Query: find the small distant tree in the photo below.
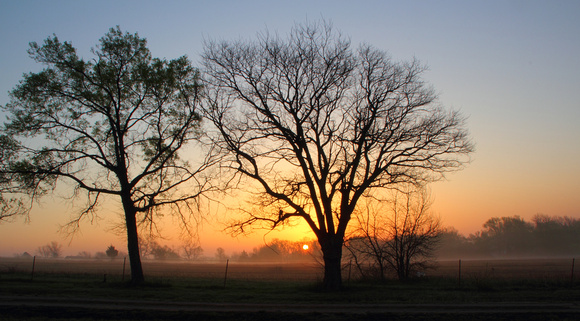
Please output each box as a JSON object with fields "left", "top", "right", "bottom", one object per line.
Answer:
{"left": 532, "top": 215, "right": 580, "bottom": 256}
{"left": 238, "top": 250, "right": 250, "bottom": 261}
{"left": 94, "top": 252, "right": 107, "bottom": 259}
{"left": 150, "top": 243, "right": 180, "bottom": 260}
{"left": 182, "top": 242, "right": 203, "bottom": 260}
{"left": 346, "top": 187, "right": 441, "bottom": 280}
{"left": 478, "top": 216, "right": 533, "bottom": 256}
{"left": 215, "top": 247, "right": 227, "bottom": 261}
{"left": 37, "top": 241, "right": 63, "bottom": 258}
{"left": 77, "top": 251, "right": 92, "bottom": 259}
{"left": 248, "top": 239, "right": 319, "bottom": 262}
{"left": 435, "top": 227, "right": 473, "bottom": 259}
{"left": 106, "top": 245, "right": 119, "bottom": 259}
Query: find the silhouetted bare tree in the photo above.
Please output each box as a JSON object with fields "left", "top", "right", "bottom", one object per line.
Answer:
{"left": 345, "top": 188, "right": 441, "bottom": 280}
{"left": 202, "top": 21, "right": 473, "bottom": 290}
{"left": 150, "top": 243, "right": 180, "bottom": 260}
{"left": 181, "top": 241, "right": 204, "bottom": 260}
{"left": 215, "top": 247, "right": 227, "bottom": 261}
{"left": 37, "top": 241, "right": 63, "bottom": 258}
{"left": 0, "top": 27, "right": 216, "bottom": 284}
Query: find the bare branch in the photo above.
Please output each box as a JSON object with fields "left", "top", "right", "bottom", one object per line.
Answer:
{"left": 202, "top": 20, "right": 472, "bottom": 289}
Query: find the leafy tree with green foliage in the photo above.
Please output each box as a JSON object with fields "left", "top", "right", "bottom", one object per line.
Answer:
{"left": 0, "top": 136, "right": 27, "bottom": 222}
{"left": 0, "top": 27, "right": 213, "bottom": 284}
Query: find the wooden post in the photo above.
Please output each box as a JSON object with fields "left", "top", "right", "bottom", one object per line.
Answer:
{"left": 571, "top": 258, "right": 575, "bottom": 286}
{"left": 458, "top": 259, "right": 462, "bottom": 286}
{"left": 348, "top": 260, "right": 352, "bottom": 285}
{"left": 223, "top": 259, "right": 229, "bottom": 289}
{"left": 31, "top": 256, "right": 36, "bottom": 280}
{"left": 122, "top": 256, "right": 127, "bottom": 282}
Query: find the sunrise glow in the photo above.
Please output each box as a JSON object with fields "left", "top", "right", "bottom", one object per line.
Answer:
{"left": 0, "top": 1, "right": 578, "bottom": 261}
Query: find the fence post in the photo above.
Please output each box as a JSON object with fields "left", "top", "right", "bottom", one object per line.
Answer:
{"left": 122, "top": 256, "right": 127, "bottom": 282}
{"left": 223, "top": 259, "right": 229, "bottom": 289}
{"left": 31, "top": 256, "right": 36, "bottom": 280}
{"left": 571, "top": 258, "right": 575, "bottom": 286}
{"left": 458, "top": 259, "right": 462, "bottom": 286}
{"left": 348, "top": 260, "right": 352, "bottom": 285}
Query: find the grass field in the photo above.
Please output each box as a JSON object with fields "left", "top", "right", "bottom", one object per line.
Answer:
{"left": 1, "top": 257, "right": 580, "bottom": 320}
{"left": 2, "top": 256, "right": 578, "bottom": 280}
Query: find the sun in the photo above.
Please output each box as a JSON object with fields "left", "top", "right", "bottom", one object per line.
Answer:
{"left": 302, "top": 244, "right": 309, "bottom": 250}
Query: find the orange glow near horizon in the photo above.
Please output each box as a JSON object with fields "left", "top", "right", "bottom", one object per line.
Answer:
{"left": 1, "top": 166, "right": 579, "bottom": 258}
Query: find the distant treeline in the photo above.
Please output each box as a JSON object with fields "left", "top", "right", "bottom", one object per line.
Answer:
{"left": 437, "top": 215, "right": 580, "bottom": 259}
{"left": 229, "top": 239, "right": 319, "bottom": 263}
{"left": 18, "top": 215, "right": 579, "bottom": 262}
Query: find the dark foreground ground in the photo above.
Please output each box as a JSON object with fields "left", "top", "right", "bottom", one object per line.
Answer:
{"left": 2, "top": 295, "right": 580, "bottom": 321}
{"left": 2, "top": 258, "right": 580, "bottom": 320}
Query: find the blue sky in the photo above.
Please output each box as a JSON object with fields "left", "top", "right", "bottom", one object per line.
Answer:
{"left": 1, "top": 0, "right": 579, "bottom": 256}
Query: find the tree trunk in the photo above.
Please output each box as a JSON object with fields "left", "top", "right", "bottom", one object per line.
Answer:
{"left": 320, "top": 235, "right": 343, "bottom": 290}
{"left": 397, "top": 256, "right": 407, "bottom": 280}
{"left": 122, "top": 194, "right": 145, "bottom": 284}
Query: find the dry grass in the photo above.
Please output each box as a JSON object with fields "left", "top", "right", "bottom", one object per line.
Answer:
{"left": 0, "top": 257, "right": 324, "bottom": 281}
{"left": 433, "top": 258, "right": 577, "bottom": 280}
{"left": 2, "top": 257, "right": 580, "bottom": 320}
{"left": 1, "top": 257, "right": 578, "bottom": 282}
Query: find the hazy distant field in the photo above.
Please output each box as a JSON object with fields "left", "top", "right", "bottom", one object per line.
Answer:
{"left": 0, "top": 257, "right": 324, "bottom": 281}
{"left": 436, "top": 258, "right": 578, "bottom": 280}
{"left": 2, "top": 257, "right": 580, "bottom": 320}
{"left": 1, "top": 257, "right": 577, "bottom": 282}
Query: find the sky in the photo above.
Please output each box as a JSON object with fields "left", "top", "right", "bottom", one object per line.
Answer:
{"left": 0, "top": 0, "right": 579, "bottom": 257}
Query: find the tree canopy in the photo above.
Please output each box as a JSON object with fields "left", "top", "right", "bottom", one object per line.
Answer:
{"left": 345, "top": 187, "right": 441, "bottom": 280}
{"left": 437, "top": 215, "right": 580, "bottom": 258}
{"left": 0, "top": 135, "right": 28, "bottom": 222}
{"left": 1, "top": 27, "right": 214, "bottom": 283}
{"left": 202, "top": 21, "right": 473, "bottom": 289}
